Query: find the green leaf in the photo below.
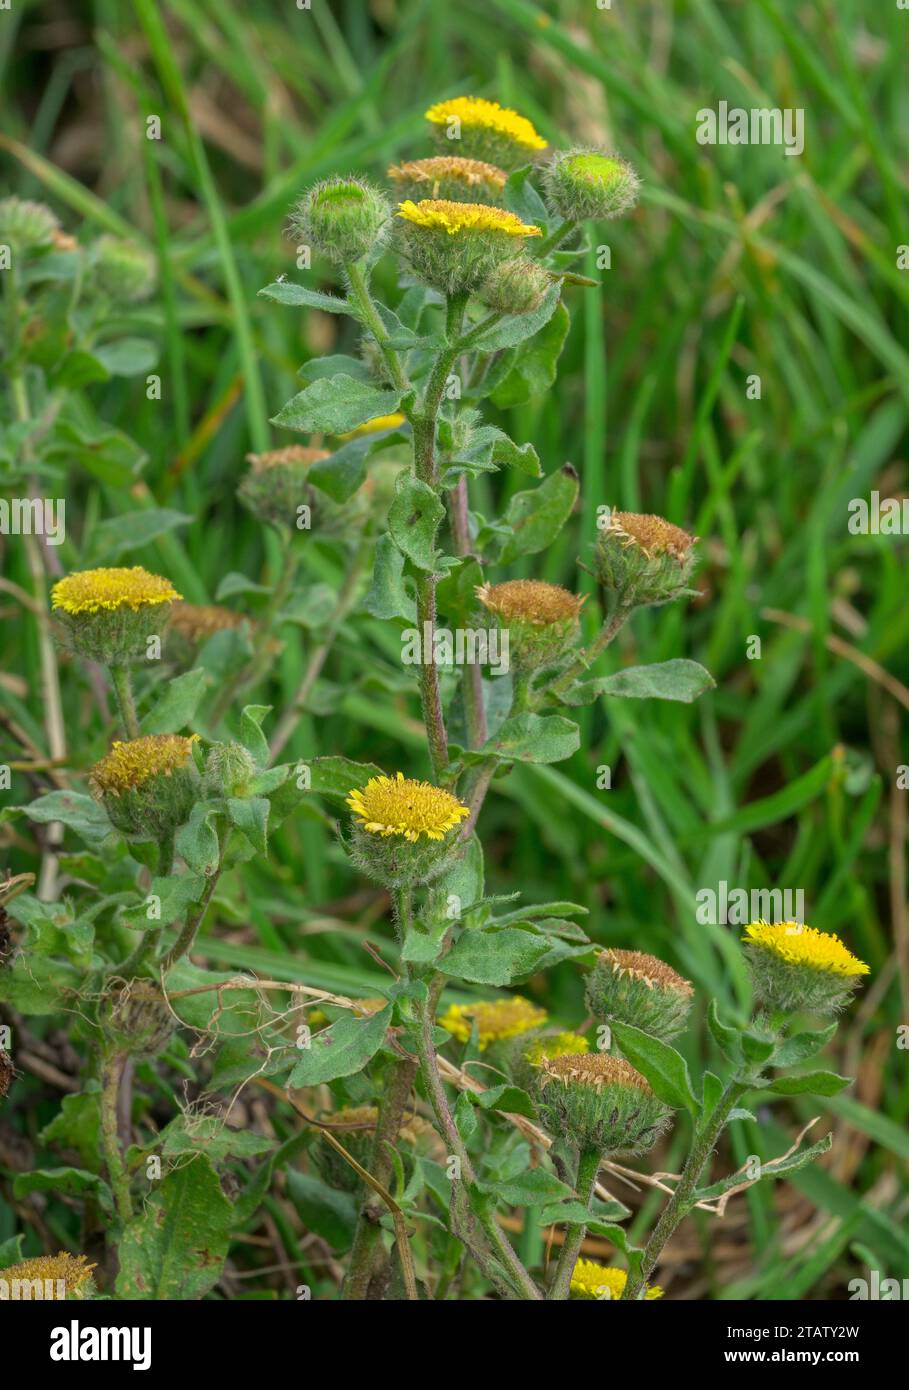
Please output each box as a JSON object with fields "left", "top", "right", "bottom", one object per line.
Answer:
{"left": 363, "top": 533, "right": 416, "bottom": 622}
{"left": 155, "top": 1116, "right": 274, "bottom": 1162}
{"left": 287, "top": 1170, "right": 357, "bottom": 1253}
{"left": 39, "top": 1090, "right": 102, "bottom": 1170}
{"left": 227, "top": 796, "right": 270, "bottom": 855}
{"left": 538, "top": 1199, "right": 632, "bottom": 1233}
{"left": 388, "top": 473, "right": 445, "bottom": 572}
{"left": 441, "top": 926, "right": 553, "bottom": 985}
{"left": 286, "top": 1005, "right": 392, "bottom": 1087}
{"left": 140, "top": 668, "right": 208, "bottom": 734}
{"left": 774, "top": 1023, "right": 837, "bottom": 1067}
{"left": 503, "top": 165, "right": 550, "bottom": 229}
{"left": 238, "top": 704, "right": 270, "bottom": 765}
{"left": 18, "top": 791, "right": 112, "bottom": 847}
{"left": 474, "top": 712, "right": 580, "bottom": 765}
{"left": 90, "top": 507, "right": 192, "bottom": 560}
{"left": 569, "top": 659, "right": 715, "bottom": 705}
{"left": 298, "top": 353, "right": 370, "bottom": 383}
{"left": 610, "top": 1021, "right": 699, "bottom": 1115}
{"left": 488, "top": 1168, "right": 574, "bottom": 1207}
{"left": 695, "top": 1133, "right": 834, "bottom": 1202}
{"left": 120, "top": 872, "right": 205, "bottom": 931}
{"left": 491, "top": 302, "right": 570, "bottom": 408}
{"left": 741, "top": 1029, "right": 777, "bottom": 1064}
{"left": 115, "top": 1154, "right": 234, "bottom": 1300}
{"left": 301, "top": 755, "right": 383, "bottom": 800}
{"left": 762, "top": 1070, "right": 851, "bottom": 1097}
{"left": 497, "top": 464, "right": 579, "bottom": 564}
{"left": 271, "top": 375, "right": 401, "bottom": 434}
{"left": 471, "top": 1084, "right": 536, "bottom": 1119}
{"left": 175, "top": 801, "right": 222, "bottom": 876}
{"left": 94, "top": 336, "right": 159, "bottom": 377}
{"left": 215, "top": 571, "right": 270, "bottom": 600}
{"left": 707, "top": 999, "right": 742, "bottom": 1063}
{"left": 14, "top": 1166, "right": 111, "bottom": 1207}
{"left": 258, "top": 280, "right": 353, "bottom": 314}
{"left": 0, "top": 1235, "right": 25, "bottom": 1271}
{"left": 307, "top": 436, "right": 372, "bottom": 502}
{"left": 446, "top": 424, "right": 541, "bottom": 480}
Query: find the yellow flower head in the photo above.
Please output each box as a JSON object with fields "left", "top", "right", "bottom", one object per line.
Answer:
{"left": 89, "top": 734, "right": 199, "bottom": 797}
{"left": 397, "top": 199, "right": 541, "bottom": 238}
{"left": 1, "top": 1252, "right": 96, "bottom": 1300}
{"left": 338, "top": 413, "right": 407, "bottom": 440}
{"left": 743, "top": 921, "right": 869, "bottom": 978}
{"left": 570, "top": 1261, "right": 663, "bottom": 1301}
{"left": 440, "top": 996, "right": 547, "bottom": 1050}
{"left": 476, "top": 579, "right": 585, "bottom": 627}
{"left": 425, "top": 97, "right": 547, "bottom": 151}
{"left": 52, "top": 566, "right": 181, "bottom": 616}
{"left": 390, "top": 155, "right": 507, "bottom": 189}
{"left": 523, "top": 1031, "right": 590, "bottom": 1067}
{"left": 346, "top": 772, "right": 469, "bottom": 843}
{"left": 540, "top": 1051, "right": 654, "bottom": 1093}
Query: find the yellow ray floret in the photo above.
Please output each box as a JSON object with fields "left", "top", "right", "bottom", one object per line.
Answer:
{"left": 439, "top": 997, "right": 547, "bottom": 1049}
{"left": 52, "top": 566, "right": 180, "bottom": 615}
{"left": 89, "top": 734, "right": 199, "bottom": 796}
{"left": 397, "top": 199, "right": 541, "bottom": 238}
{"left": 346, "top": 772, "right": 469, "bottom": 843}
{"left": 425, "top": 96, "right": 548, "bottom": 151}
{"left": 743, "top": 921, "right": 869, "bottom": 977}
{"left": 570, "top": 1261, "right": 663, "bottom": 1301}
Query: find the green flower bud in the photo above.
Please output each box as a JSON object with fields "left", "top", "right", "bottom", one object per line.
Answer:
{"left": 476, "top": 579, "right": 585, "bottom": 675}
{"left": 92, "top": 235, "right": 157, "bottom": 302}
{"left": 51, "top": 567, "right": 181, "bottom": 665}
{"left": 544, "top": 149, "right": 640, "bottom": 222}
{"left": 478, "top": 255, "right": 552, "bottom": 315}
{"left": 101, "top": 979, "right": 176, "bottom": 1057}
{"left": 388, "top": 155, "right": 508, "bottom": 206}
{"left": 743, "top": 921, "right": 869, "bottom": 1015}
{"left": 396, "top": 199, "right": 542, "bottom": 295}
{"left": 585, "top": 949, "right": 694, "bottom": 1043}
{"left": 536, "top": 1052, "right": 671, "bottom": 1156}
{"left": 290, "top": 177, "right": 390, "bottom": 265}
{"left": 239, "top": 446, "right": 369, "bottom": 537}
{"left": 594, "top": 510, "right": 698, "bottom": 611}
{"left": 1, "top": 1252, "right": 96, "bottom": 1300}
{"left": 345, "top": 772, "right": 470, "bottom": 889}
{"left": 89, "top": 735, "right": 199, "bottom": 842}
{"left": 0, "top": 196, "right": 60, "bottom": 256}
{"left": 204, "top": 741, "right": 257, "bottom": 797}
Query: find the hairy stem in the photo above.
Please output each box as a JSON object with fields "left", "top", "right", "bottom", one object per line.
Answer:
{"left": 449, "top": 478, "right": 487, "bottom": 749}
{"left": 345, "top": 259, "right": 409, "bottom": 395}
{"left": 158, "top": 859, "right": 224, "bottom": 973}
{"left": 101, "top": 1050, "right": 133, "bottom": 1223}
{"left": 109, "top": 664, "right": 140, "bottom": 739}
{"left": 535, "top": 603, "right": 632, "bottom": 707}
{"left": 547, "top": 1146, "right": 600, "bottom": 1299}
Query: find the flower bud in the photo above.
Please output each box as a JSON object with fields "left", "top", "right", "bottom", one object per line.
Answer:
{"left": 167, "top": 602, "right": 248, "bottom": 665}
{"left": 478, "top": 255, "right": 552, "bottom": 315}
{"left": 585, "top": 949, "right": 693, "bottom": 1043}
{"left": 388, "top": 155, "right": 507, "bottom": 205}
{"left": 204, "top": 741, "right": 257, "bottom": 797}
{"left": 594, "top": 510, "right": 698, "bottom": 610}
{"left": 346, "top": 772, "right": 470, "bottom": 888}
{"left": 396, "top": 199, "right": 541, "bottom": 295}
{"left": 92, "top": 235, "right": 157, "bottom": 302}
{"left": 239, "top": 445, "right": 369, "bottom": 536}
{"left": 89, "top": 734, "right": 199, "bottom": 841}
{"left": 476, "top": 579, "right": 584, "bottom": 674}
{"left": 743, "top": 921, "right": 869, "bottom": 1015}
{"left": 1, "top": 1252, "right": 96, "bottom": 1300}
{"left": 536, "top": 1052, "right": 671, "bottom": 1155}
{"left": 0, "top": 196, "right": 60, "bottom": 256}
{"left": 570, "top": 1261, "right": 662, "bottom": 1301}
{"left": 425, "top": 96, "right": 547, "bottom": 171}
{"left": 290, "top": 177, "right": 390, "bottom": 265}
{"left": 544, "top": 149, "right": 640, "bottom": 222}
{"left": 509, "top": 1028, "right": 589, "bottom": 1092}
{"left": 51, "top": 566, "right": 181, "bottom": 664}
{"left": 101, "top": 979, "right": 176, "bottom": 1057}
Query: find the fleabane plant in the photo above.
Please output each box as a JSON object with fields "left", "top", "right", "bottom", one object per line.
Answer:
{"left": 0, "top": 95, "right": 871, "bottom": 1306}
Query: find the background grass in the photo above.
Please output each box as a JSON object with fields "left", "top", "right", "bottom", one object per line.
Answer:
{"left": 1, "top": 0, "right": 907, "bottom": 1298}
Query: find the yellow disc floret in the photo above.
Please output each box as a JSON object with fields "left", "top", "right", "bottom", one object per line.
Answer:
{"left": 89, "top": 734, "right": 199, "bottom": 796}
{"left": 52, "top": 566, "right": 181, "bottom": 615}
{"left": 1, "top": 1252, "right": 96, "bottom": 1299}
{"left": 743, "top": 921, "right": 869, "bottom": 977}
{"left": 346, "top": 772, "right": 469, "bottom": 843}
{"left": 570, "top": 1261, "right": 663, "bottom": 1301}
{"left": 476, "top": 579, "right": 585, "bottom": 627}
{"left": 425, "top": 97, "right": 547, "bottom": 151}
{"left": 439, "top": 997, "right": 547, "bottom": 1049}
{"left": 396, "top": 199, "right": 541, "bottom": 238}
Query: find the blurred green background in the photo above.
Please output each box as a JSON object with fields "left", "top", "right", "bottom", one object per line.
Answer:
{"left": 2, "top": 0, "right": 907, "bottom": 1298}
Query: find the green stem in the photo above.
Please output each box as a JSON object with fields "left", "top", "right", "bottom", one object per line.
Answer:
{"left": 345, "top": 259, "right": 408, "bottom": 394}
{"left": 109, "top": 664, "right": 140, "bottom": 739}
{"left": 534, "top": 603, "right": 632, "bottom": 708}
{"left": 547, "top": 1146, "right": 601, "bottom": 1299}
{"left": 535, "top": 218, "right": 577, "bottom": 258}
{"left": 101, "top": 1051, "right": 133, "bottom": 1223}
{"left": 158, "top": 857, "right": 224, "bottom": 973}
{"left": 623, "top": 1079, "right": 745, "bottom": 1300}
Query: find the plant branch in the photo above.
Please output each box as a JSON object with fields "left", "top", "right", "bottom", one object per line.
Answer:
{"left": 547, "top": 1145, "right": 601, "bottom": 1299}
